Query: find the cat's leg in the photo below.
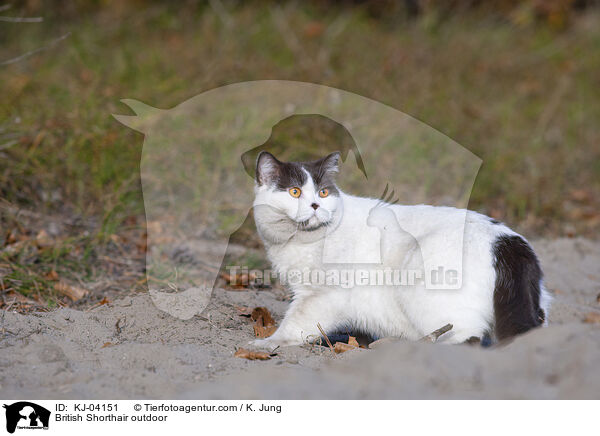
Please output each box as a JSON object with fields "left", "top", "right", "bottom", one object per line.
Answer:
{"left": 250, "top": 292, "right": 344, "bottom": 350}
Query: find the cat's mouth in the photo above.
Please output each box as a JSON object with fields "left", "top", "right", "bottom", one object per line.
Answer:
{"left": 297, "top": 214, "right": 331, "bottom": 231}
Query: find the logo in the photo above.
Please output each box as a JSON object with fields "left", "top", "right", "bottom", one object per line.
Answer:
{"left": 113, "top": 81, "right": 481, "bottom": 319}
{"left": 3, "top": 402, "right": 50, "bottom": 434}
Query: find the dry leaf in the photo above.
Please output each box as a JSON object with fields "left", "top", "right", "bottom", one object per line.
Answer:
{"left": 304, "top": 21, "right": 325, "bottom": 38}
{"left": 5, "top": 230, "right": 18, "bottom": 246}
{"left": 570, "top": 189, "right": 592, "bottom": 203}
{"left": 251, "top": 307, "right": 277, "bottom": 338}
{"left": 348, "top": 336, "right": 359, "bottom": 348}
{"left": 54, "top": 280, "right": 89, "bottom": 301}
{"left": 235, "top": 305, "right": 252, "bottom": 317}
{"left": 334, "top": 342, "right": 358, "bottom": 354}
{"left": 109, "top": 234, "right": 122, "bottom": 244}
{"left": 251, "top": 307, "right": 275, "bottom": 326}
{"left": 583, "top": 312, "right": 600, "bottom": 324}
{"left": 220, "top": 271, "right": 257, "bottom": 289}
{"left": 101, "top": 342, "right": 113, "bottom": 348}
{"left": 234, "top": 348, "right": 271, "bottom": 360}
{"left": 87, "top": 297, "right": 110, "bottom": 311}
{"left": 44, "top": 270, "right": 59, "bottom": 281}
{"left": 5, "top": 291, "right": 38, "bottom": 306}
{"left": 35, "top": 229, "right": 53, "bottom": 248}
{"left": 254, "top": 324, "right": 277, "bottom": 338}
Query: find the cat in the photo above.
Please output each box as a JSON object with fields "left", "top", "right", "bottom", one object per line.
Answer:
{"left": 250, "top": 151, "right": 551, "bottom": 349}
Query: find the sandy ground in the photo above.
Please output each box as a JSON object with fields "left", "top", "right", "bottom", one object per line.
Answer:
{"left": 1, "top": 238, "right": 599, "bottom": 399}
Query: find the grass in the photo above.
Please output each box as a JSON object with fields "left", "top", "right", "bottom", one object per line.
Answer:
{"left": 1, "top": 2, "right": 599, "bottom": 306}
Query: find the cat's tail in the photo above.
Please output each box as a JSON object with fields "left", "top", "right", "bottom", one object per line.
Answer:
{"left": 492, "top": 234, "right": 548, "bottom": 341}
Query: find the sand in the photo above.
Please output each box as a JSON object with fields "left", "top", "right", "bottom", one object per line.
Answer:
{"left": 1, "top": 238, "right": 599, "bottom": 399}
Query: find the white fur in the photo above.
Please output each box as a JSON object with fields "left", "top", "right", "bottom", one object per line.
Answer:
{"left": 251, "top": 172, "right": 550, "bottom": 350}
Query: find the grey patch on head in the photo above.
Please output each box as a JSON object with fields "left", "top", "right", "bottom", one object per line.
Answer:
{"left": 255, "top": 151, "right": 307, "bottom": 190}
{"left": 301, "top": 152, "right": 341, "bottom": 196}
{"left": 256, "top": 151, "right": 341, "bottom": 194}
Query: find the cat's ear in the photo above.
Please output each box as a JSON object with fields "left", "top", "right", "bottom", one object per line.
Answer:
{"left": 256, "top": 151, "right": 281, "bottom": 186}
{"left": 321, "top": 151, "right": 341, "bottom": 175}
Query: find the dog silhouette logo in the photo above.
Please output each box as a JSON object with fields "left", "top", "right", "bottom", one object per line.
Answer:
{"left": 113, "top": 81, "right": 482, "bottom": 319}
{"left": 3, "top": 402, "right": 50, "bottom": 433}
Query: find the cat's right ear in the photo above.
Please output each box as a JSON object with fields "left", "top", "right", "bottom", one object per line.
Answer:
{"left": 256, "top": 151, "right": 280, "bottom": 186}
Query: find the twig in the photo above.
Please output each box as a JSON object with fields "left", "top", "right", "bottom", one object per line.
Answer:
{"left": 0, "top": 15, "right": 42, "bottom": 22}
{"left": 420, "top": 323, "right": 453, "bottom": 343}
{"left": 115, "top": 317, "right": 124, "bottom": 335}
{"left": 1, "top": 32, "right": 70, "bottom": 66}
{"left": 317, "top": 322, "right": 335, "bottom": 355}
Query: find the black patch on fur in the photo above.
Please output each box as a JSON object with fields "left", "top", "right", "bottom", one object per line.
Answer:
{"left": 492, "top": 235, "right": 544, "bottom": 341}
{"left": 489, "top": 218, "right": 501, "bottom": 225}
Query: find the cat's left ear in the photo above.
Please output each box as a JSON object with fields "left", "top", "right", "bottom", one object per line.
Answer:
{"left": 320, "top": 151, "right": 341, "bottom": 175}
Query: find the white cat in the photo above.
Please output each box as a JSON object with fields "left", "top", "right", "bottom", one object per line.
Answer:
{"left": 250, "top": 151, "right": 551, "bottom": 349}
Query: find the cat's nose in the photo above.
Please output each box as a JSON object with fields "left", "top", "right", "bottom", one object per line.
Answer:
{"left": 311, "top": 203, "right": 320, "bottom": 210}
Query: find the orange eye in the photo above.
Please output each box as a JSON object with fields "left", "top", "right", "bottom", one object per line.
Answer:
{"left": 319, "top": 188, "right": 329, "bottom": 198}
{"left": 289, "top": 187, "right": 301, "bottom": 198}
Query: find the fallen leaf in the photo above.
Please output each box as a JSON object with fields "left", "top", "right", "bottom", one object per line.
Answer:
{"left": 109, "top": 234, "right": 122, "bottom": 244}
{"left": 235, "top": 305, "right": 252, "bottom": 317}
{"left": 348, "top": 336, "right": 359, "bottom": 348}
{"left": 254, "top": 323, "right": 277, "bottom": 338}
{"left": 54, "top": 280, "right": 89, "bottom": 301}
{"left": 251, "top": 307, "right": 275, "bottom": 326}
{"left": 304, "top": 21, "right": 325, "bottom": 38}
{"left": 583, "top": 312, "right": 600, "bottom": 324}
{"left": 35, "top": 229, "right": 53, "bottom": 248}
{"left": 5, "top": 291, "right": 38, "bottom": 306}
{"left": 146, "top": 220, "right": 163, "bottom": 234}
{"left": 220, "top": 271, "right": 257, "bottom": 289}
{"left": 251, "top": 306, "right": 277, "bottom": 338}
{"left": 5, "top": 230, "right": 18, "bottom": 246}
{"left": 87, "top": 297, "right": 110, "bottom": 311}
{"left": 334, "top": 342, "right": 358, "bottom": 354}
{"left": 44, "top": 270, "right": 59, "bottom": 281}
{"left": 101, "top": 342, "right": 113, "bottom": 348}
{"left": 234, "top": 348, "right": 271, "bottom": 360}
{"left": 570, "top": 189, "right": 592, "bottom": 203}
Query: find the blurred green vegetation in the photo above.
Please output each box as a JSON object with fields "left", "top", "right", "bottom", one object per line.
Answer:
{"left": 1, "top": 0, "right": 599, "bottom": 304}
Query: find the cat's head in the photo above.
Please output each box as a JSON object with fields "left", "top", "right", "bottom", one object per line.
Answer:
{"left": 253, "top": 151, "right": 342, "bottom": 241}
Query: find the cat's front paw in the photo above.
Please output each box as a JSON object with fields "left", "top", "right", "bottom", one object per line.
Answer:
{"left": 248, "top": 336, "right": 302, "bottom": 351}
{"left": 248, "top": 338, "right": 281, "bottom": 352}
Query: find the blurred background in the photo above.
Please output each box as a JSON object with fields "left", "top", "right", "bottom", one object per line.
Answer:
{"left": 1, "top": 0, "right": 599, "bottom": 310}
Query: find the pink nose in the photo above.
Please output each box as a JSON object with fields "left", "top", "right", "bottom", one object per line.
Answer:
{"left": 311, "top": 203, "right": 319, "bottom": 210}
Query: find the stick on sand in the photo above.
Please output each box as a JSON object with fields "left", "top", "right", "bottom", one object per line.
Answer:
{"left": 420, "top": 323, "right": 453, "bottom": 343}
